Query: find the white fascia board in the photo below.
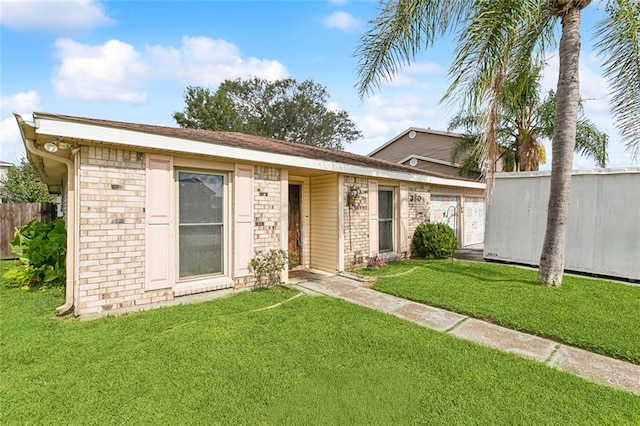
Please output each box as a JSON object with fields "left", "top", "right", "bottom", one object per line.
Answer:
{"left": 407, "top": 127, "right": 464, "bottom": 138}
{"left": 35, "top": 117, "right": 485, "bottom": 190}
{"left": 398, "top": 154, "right": 466, "bottom": 169}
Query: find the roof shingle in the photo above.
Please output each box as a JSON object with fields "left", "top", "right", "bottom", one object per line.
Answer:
{"left": 35, "top": 112, "right": 478, "bottom": 181}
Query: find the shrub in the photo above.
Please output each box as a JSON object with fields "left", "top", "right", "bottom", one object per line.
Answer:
{"left": 3, "top": 218, "right": 66, "bottom": 288}
{"left": 250, "top": 249, "right": 288, "bottom": 288}
{"left": 412, "top": 222, "right": 458, "bottom": 259}
{"left": 367, "top": 253, "right": 387, "bottom": 268}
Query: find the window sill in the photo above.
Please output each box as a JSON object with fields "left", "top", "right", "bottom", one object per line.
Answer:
{"left": 173, "top": 276, "right": 234, "bottom": 297}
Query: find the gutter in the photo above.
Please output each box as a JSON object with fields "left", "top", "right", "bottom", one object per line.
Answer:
{"left": 35, "top": 115, "right": 485, "bottom": 190}
{"left": 15, "top": 113, "right": 76, "bottom": 316}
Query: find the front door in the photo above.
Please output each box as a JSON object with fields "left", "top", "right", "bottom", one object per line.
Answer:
{"left": 288, "top": 184, "right": 302, "bottom": 268}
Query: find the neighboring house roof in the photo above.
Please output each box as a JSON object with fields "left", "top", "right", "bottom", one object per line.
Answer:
{"left": 0, "top": 161, "right": 14, "bottom": 167}
{"left": 18, "top": 112, "right": 484, "bottom": 190}
{"left": 367, "top": 127, "right": 464, "bottom": 158}
{"left": 368, "top": 127, "right": 481, "bottom": 179}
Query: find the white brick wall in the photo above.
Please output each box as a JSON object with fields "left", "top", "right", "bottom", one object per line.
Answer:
{"left": 343, "top": 176, "right": 369, "bottom": 269}
{"left": 76, "top": 148, "right": 172, "bottom": 315}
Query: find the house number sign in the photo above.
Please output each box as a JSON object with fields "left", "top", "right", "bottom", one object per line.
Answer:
{"left": 409, "top": 193, "right": 426, "bottom": 203}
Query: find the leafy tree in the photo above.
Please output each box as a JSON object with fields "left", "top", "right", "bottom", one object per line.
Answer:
{"left": 174, "top": 77, "right": 362, "bottom": 150}
{"left": 0, "top": 158, "right": 53, "bottom": 203}
{"left": 355, "top": 0, "right": 639, "bottom": 286}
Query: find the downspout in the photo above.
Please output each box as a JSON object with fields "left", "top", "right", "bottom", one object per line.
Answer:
{"left": 18, "top": 119, "right": 76, "bottom": 316}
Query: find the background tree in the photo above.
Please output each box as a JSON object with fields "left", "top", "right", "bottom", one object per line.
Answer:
{"left": 0, "top": 158, "right": 53, "bottom": 203}
{"left": 450, "top": 72, "right": 609, "bottom": 175}
{"left": 355, "top": 0, "right": 639, "bottom": 286}
{"left": 174, "top": 77, "right": 362, "bottom": 150}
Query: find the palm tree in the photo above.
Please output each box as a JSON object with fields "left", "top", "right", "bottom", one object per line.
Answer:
{"left": 449, "top": 85, "right": 609, "bottom": 174}
{"left": 355, "top": 0, "right": 639, "bottom": 286}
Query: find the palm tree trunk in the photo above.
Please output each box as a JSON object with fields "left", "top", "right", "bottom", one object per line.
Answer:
{"left": 537, "top": 6, "right": 584, "bottom": 286}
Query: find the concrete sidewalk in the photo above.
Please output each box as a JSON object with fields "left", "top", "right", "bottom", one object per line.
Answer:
{"left": 293, "top": 274, "right": 640, "bottom": 396}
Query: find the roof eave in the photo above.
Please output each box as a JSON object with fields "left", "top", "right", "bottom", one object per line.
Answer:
{"left": 33, "top": 114, "right": 485, "bottom": 190}
{"left": 14, "top": 113, "right": 49, "bottom": 183}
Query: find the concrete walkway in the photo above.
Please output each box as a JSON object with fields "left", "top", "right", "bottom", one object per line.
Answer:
{"left": 292, "top": 274, "right": 640, "bottom": 396}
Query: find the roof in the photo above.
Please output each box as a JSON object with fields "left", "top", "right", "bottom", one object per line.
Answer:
{"left": 14, "top": 112, "right": 485, "bottom": 189}
{"left": 367, "top": 127, "right": 463, "bottom": 157}
{"left": 0, "top": 161, "right": 14, "bottom": 167}
{"left": 35, "top": 112, "right": 475, "bottom": 181}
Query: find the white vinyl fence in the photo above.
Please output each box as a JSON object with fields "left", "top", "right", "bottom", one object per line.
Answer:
{"left": 485, "top": 168, "right": 640, "bottom": 281}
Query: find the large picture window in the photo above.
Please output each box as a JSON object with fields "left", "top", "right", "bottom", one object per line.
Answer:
{"left": 378, "top": 188, "right": 394, "bottom": 252}
{"left": 178, "top": 172, "right": 225, "bottom": 279}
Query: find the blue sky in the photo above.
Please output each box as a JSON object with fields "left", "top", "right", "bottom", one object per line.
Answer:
{"left": 1, "top": 0, "right": 637, "bottom": 170}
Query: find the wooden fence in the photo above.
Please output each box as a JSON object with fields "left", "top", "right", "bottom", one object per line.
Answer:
{"left": 0, "top": 203, "right": 56, "bottom": 259}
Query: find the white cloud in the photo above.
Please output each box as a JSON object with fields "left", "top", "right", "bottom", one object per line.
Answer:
{"left": 52, "top": 39, "right": 149, "bottom": 103}
{"left": 541, "top": 53, "right": 610, "bottom": 115}
{"left": 323, "top": 11, "right": 359, "bottom": 32}
{"left": 0, "top": 0, "right": 115, "bottom": 33}
{"left": 326, "top": 101, "right": 341, "bottom": 112}
{"left": 0, "top": 90, "right": 41, "bottom": 114}
{"left": 381, "top": 61, "right": 446, "bottom": 89}
{"left": 147, "top": 36, "right": 288, "bottom": 85}
{"left": 0, "top": 91, "right": 42, "bottom": 163}
{"left": 51, "top": 36, "right": 289, "bottom": 103}
{"left": 350, "top": 93, "right": 448, "bottom": 155}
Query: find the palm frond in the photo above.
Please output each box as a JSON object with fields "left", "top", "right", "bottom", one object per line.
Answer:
{"left": 450, "top": 133, "right": 480, "bottom": 164}
{"left": 443, "top": 0, "right": 551, "bottom": 111}
{"left": 593, "top": 0, "right": 640, "bottom": 158}
{"left": 354, "top": 0, "right": 472, "bottom": 98}
{"left": 575, "top": 117, "right": 609, "bottom": 167}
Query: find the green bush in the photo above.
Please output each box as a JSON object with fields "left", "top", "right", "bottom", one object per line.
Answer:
{"left": 412, "top": 222, "right": 458, "bottom": 259}
{"left": 250, "top": 249, "right": 288, "bottom": 288}
{"left": 3, "top": 218, "right": 66, "bottom": 288}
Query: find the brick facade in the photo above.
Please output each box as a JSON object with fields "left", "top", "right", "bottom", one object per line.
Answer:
{"left": 343, "top": 176, "right": 369, "bottom": 270}
{"left": 408, "top": 184, "right": 431, "bottom": 256}
{"left": 77, "top": 147, "right": 172, "bottom": 315}
{"left": 253, "top": 166, "right": 283, "bottom": 253}
{"left": 72, "top": 150, "right": 451, "bottom": 315}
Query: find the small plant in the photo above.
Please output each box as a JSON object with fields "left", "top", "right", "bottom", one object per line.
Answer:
{"left": 250, "top": 249, "right": 288, "bottom": 288}
{"left": 412, "top": 222, "right": 458, "bottom": 259}
{"left": 367, "top": 253, "right": 387, "bottom": 269}
{"left": 3, "top": 218, "right": 67, "bottom": 288}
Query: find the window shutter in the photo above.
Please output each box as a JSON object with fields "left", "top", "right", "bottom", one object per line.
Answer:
{"left": 369, "top": 179, "right": 378, "bottom": 255}
{"left": 400, "top": 183, "right": 409, "bottom": 253}
{"left": 234, "top": 165, "right": 253, "bottom": 277}
{"left": 145, "top": 155, "right": 173, "bottom": 291}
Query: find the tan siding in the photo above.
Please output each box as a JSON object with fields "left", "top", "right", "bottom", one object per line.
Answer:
{"left": 310, "top": 174, "right": 338, "bottom": 272}
{"left": 371, "top": 133, "right": 459, "bottom": 164}
{"left": 430, "top": 185, "right": 485, "bottom": 197}
{"left": 402, "top": 158, "right": 480, "bottom": 179}
{"left": 301, "top": 178, "right": 311, "bottom": 268}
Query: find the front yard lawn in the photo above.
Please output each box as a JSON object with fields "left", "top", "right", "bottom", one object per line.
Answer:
{"left": 1, "top": 260, "right": 639, "bottom": 424}
{"left": 362, "top": 259, "right": 640, "bottom": 364}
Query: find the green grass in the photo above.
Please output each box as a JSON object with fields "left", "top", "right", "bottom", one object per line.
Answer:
{"left": 361, "top": 259, "right": 640, "bottom": 364}
{"left": 2, "top": 261, "right": 639, "bottom": 424}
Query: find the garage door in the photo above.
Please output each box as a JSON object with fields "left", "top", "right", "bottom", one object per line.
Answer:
{"left": 430, "top": 195, "right": 460, "bottom": 245}
{"left": 463, "top": 196, "right": 485, "bottom": 247}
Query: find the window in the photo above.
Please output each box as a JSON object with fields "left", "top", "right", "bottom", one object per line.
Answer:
{"left": 178, "top": 171, "right": 225, "bottom": 279}
{"left": 378, "top": 188, "right": 394, "bottom": 252}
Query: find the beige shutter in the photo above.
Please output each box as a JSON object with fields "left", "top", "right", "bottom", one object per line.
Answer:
{"left": 369, "top": 179, "right": 378, "bottom": 255}
{"left": 145, "top": 155, "right": 173, "bottom": 291}
{"left": 399, "top": 183, "right": 409, "bottom": 253}
{"left": 233, "top": 165, "right": 254, "bottom": 277}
